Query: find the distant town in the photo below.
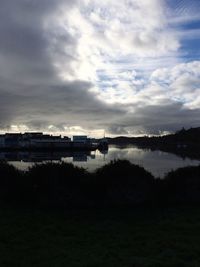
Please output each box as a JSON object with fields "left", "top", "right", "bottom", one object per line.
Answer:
{"left": 0, "top": 132, "right": 108, "bottom": 151}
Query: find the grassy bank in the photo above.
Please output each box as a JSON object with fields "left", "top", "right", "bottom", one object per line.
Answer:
{"left": 1, "top": 206, "right": 200, "bottom": 266}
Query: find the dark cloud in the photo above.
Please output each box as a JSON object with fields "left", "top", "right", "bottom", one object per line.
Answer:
{"left": 0, "top": 79, "right": 125, "bottom": 129}
{"left": 0, "top": 0, "right": 78, "bottom": 83}
{"left": 111, "top": 103, "right": 200, "bottom": 135}
{"left": 0, "top": 0, "right": 127, "bottom": 134}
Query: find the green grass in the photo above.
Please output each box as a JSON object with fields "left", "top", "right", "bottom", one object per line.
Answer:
{"left": 1, "top": 207, "right": 200, "bottom": 266}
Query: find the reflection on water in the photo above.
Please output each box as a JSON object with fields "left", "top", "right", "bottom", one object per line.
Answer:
{"left": 1, "top": 145, "right": 200, "bottom": 178}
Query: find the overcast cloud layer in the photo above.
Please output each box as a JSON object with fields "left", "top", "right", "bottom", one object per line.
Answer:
{"left": 0, "top": 0, "right": 200, "bottom": 136}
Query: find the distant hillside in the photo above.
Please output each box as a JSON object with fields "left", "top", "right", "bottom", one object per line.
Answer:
{"left": 108, "top": 127, "right": 200, "bottom": 160}
{"left": 173, "top": 127, "right": 200, "bottom": 143}
{"left": 108, "top": 127, "right": 200, "bottom": 146}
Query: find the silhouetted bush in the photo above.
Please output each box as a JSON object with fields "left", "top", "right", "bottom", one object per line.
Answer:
{"left": 0, "top": 160, "right": 200, "bottom": 208}
{"left": 0, "top": 161, "right": 27, "bottom": 204}
{"left": 27, "top": 162, "right": 89, "bottom": 207}
{"left": 94, "top": 160, "right": 155, "bottom": 206}
{"left": 163, "top": 165, "right": 200, "bottom": 204}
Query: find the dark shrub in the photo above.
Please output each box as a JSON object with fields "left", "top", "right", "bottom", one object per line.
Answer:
{"left": 27, "top": 162, "right": 89, "bottom": 207}
{"left": 94, "top": 160, "right": 155, "bottom": 206}
{"left": 163, "top": 165, "right": 200, "bottom": 204}
{"left": 0, "top": 161, "right": 26, "bottom": 203}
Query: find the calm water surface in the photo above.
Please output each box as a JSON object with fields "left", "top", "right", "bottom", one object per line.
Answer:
{"left": 2, "top": 145, "right": 200, "bottom": 178}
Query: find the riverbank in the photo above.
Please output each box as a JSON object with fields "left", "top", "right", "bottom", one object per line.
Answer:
{"left": 1, "top": 206, "right": 200, "bottom": 266}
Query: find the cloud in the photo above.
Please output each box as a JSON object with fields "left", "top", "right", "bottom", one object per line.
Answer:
{"left": 151, "top": 61, "right": 200, "bottom": 109}
{"left": 0, "top": 0, "right": 199, "bottom": 136}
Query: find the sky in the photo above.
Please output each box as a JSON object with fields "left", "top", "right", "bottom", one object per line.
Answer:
{"left": 0, "top": 0, "right": 200, "bottom": 137}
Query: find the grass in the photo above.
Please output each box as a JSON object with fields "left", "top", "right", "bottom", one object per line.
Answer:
{"left": 1, "top": 207, "right": 200, "bottom": 266}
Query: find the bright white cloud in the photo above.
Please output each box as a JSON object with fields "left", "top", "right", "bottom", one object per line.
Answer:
{"left": 151, "top": 61, "right": 200, "bottom": 109}
{"left": 45, "top": 0, "right": 180, "bottom": 84}
{"left": 50, "top": 0, "right": 182, "bottom": 114}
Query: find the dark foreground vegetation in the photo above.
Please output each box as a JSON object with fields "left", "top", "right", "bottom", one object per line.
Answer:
{"left": 0, "top": 160, "right": 200, "bottom": 208}
{"left": 1, "top": 160, "right": 200, "bottom": 266}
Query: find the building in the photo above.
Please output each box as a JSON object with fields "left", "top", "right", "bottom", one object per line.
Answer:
{"left": 73, "top": 136, "right": 89, "bottom": 143}
{"left": 0, "top": 133, "right": 100, "bottom": 150}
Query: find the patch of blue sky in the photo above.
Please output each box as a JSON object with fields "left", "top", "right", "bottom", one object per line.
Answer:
{"left": 179, "top": 38, "right": 200, "bottom": 60}
{"left": 179, "top": 20, "right": 200, "bottom": 30}
{"left": 172, "top": 96, "right": 188, "bottom": 103}
{"left": 166, "top": 0, "right": 200, "bottom": 15}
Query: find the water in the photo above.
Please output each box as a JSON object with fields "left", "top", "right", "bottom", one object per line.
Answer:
{"left": 1, "top": 145, "right": 200, "bottom": 178}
